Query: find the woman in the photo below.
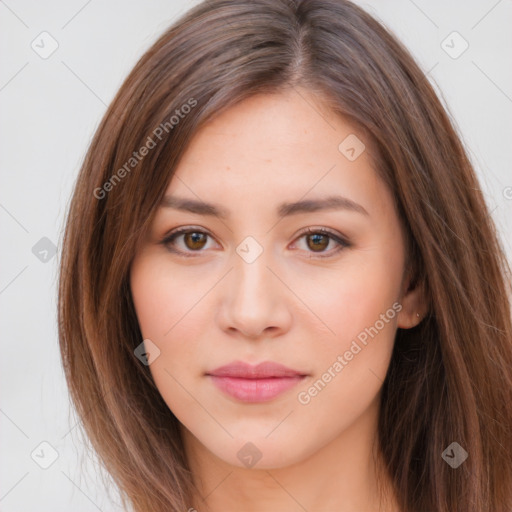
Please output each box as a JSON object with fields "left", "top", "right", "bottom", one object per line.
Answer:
{"left": 58, "top": 1, "right": 512, "bottom": 511}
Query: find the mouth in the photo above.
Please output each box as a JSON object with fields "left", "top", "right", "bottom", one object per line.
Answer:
{"left": 206, "top": 361, "right": 308, "bottom": 403}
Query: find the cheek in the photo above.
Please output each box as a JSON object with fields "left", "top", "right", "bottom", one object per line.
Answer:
{"left": 297, "top": 251, "right": 402, "bottom": 344}
{"left": 129, "top": 255, "right": 206, "bottom": 396}
{"left": 130, "top": 253, "right": 223, "bottom": 389}
{"left": 130, "top": 254, "right": 206, "bottom": 341}
{"left": 130, "top": 255, "right": 212, "bottom": 418}
{"left": 292, "top": 258, "right": 400, "bottom": 436}
{"left": 291, "top": 246, "right": 404, "bottom": 408}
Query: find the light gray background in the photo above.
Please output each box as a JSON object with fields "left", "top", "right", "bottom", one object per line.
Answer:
{"left": 1, "top": 1, "right": 511, "bottom": 511}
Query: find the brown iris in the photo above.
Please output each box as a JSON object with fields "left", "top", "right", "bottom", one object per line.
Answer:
{"left": 306, "top": 233, "right": 329, "bottom": 252}
{"left": 184, "top": 232, "right": 208, "bottom": 250}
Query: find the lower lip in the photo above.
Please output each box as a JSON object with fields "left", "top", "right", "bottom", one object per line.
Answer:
{"left": 208, "top": 375, "right": 304, "bottom": 402}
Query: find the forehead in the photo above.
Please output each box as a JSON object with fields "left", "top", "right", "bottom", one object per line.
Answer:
{"left": 176, "top": 90, "right": 354, "bottom": 170}
{"left": 164, "top": 90, "right": 391, "bottom": 218}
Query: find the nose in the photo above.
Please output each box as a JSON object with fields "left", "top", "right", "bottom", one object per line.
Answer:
{"left": 216, "top": 249, "right": 293, "bottom": 340}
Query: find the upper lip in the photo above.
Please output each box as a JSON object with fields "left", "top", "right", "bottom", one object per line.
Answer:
{"left": 207, "top": 360, "right": 307, "bottom": 379}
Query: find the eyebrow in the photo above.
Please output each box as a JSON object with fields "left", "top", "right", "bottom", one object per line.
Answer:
{"left": 160, "top": 194, "right": 369, "bottom": 218}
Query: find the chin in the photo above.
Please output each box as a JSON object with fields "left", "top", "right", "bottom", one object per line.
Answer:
{"left": 203, "top": 433, "right": 314, "bottom": 470}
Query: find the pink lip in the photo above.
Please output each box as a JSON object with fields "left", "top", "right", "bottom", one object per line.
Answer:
{"left": 207, "top": 361, "right": 307, "bottom": 403}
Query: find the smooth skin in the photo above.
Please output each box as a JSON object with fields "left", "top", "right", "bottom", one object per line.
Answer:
{"left": 130, "top": 89, "right": 426, "bottom": 512}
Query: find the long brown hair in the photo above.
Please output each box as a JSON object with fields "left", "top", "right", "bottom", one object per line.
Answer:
{"left": 58, "top": 1, "right": 512, "bottom": 510}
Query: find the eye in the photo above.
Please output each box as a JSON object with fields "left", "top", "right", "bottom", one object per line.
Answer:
{"left": 160, "top": 226, "right": 350, "bottom": 259}
{"left": 292, "top": 227, "right": 350, "bottom": 258}
{"left": 161, "top": 227, "right": 218, "bottom": 257}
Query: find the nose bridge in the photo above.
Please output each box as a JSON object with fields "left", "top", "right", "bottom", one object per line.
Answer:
{"left": 231, "top": 240, "right": 277, "bottom": 306}
{"left": 218, "top": 236, "right": 291, "bottom": 337}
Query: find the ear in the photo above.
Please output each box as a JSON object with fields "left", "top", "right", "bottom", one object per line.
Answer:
{"left": 396, "top": 270, "right": 428, "bottom": 329}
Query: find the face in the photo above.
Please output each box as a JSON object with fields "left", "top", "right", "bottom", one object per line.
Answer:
{"left": 130, "top": 89, "right": 422, "bottom": 470}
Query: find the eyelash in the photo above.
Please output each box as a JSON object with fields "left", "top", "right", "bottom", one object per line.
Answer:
{"left": 160, "top": 226, "right": 351, "bottom": 259}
